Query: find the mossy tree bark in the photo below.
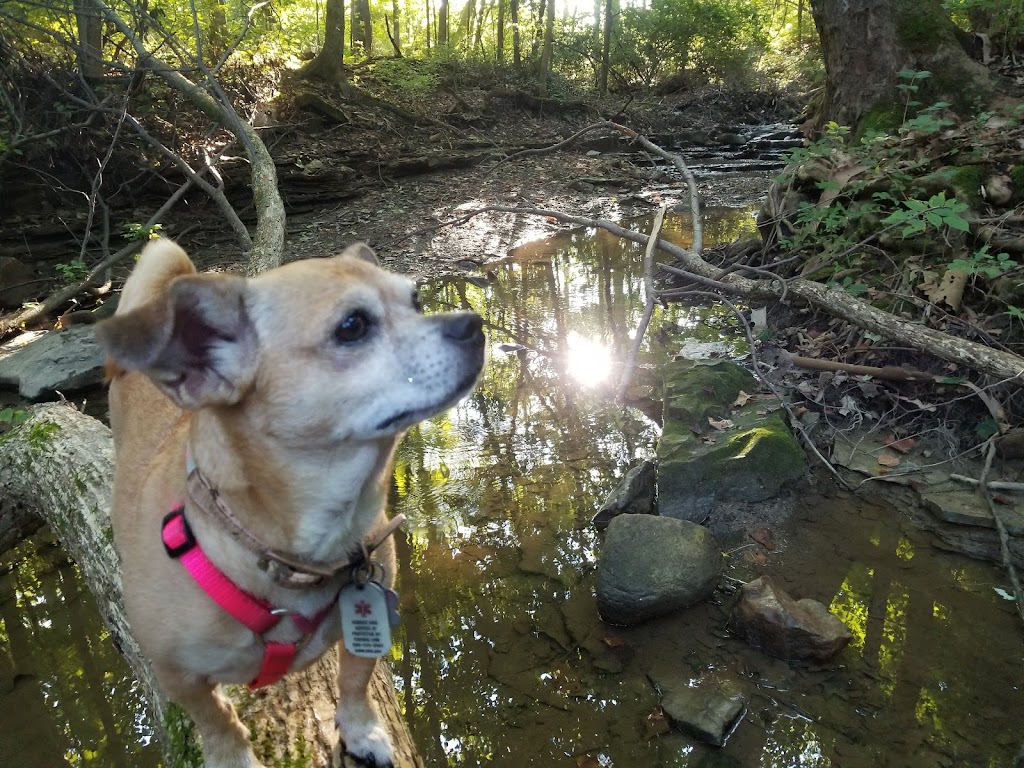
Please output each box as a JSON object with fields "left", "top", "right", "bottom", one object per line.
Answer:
{"left": 809, "top": 0, "right": 992, "bottom": 131}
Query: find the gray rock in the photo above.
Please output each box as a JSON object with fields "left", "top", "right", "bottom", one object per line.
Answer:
{"left": 596, "top": 514, "right": 722, "bottom": 625}
{"left": 717, "top": 132, "right": 746, "bottom": 146}
{"left": 0, "top": 326, "right": 106, "bottom": 400}
{"left": 592, "top": 460, "right": 657, "bottom": 529}
{"left": 729, "top": 576, "right": 852, "bottom": 661}
{"left": 660, "top": 677, "right": 745, "bottom": 747}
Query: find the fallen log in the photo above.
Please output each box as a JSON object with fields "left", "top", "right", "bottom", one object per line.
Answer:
{"left": 0, "top": 402, "right": 423, "bottom": 768}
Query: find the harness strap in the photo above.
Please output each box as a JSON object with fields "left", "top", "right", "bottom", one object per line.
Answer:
{"left": 160, "top": 507, "right": 334, "bottom": 689}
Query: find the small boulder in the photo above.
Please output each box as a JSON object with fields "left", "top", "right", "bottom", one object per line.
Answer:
{"left": 729, "top": 576, "right": 852, "bottom": 661}
{"left": 596, "top": 514, "right": 722, "bottom": 625}
{"left": 660, "top": 677, "right": 745, "bottom": 747}
{"left": 0, "top": 326, "right": 106, "bottom": 400}
{"left": 592, "top": 460, "right": 657, "bottom": 529}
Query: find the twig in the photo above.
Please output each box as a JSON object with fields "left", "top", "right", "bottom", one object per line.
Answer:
{"left": 978, "top": 440, "right": 1024, "bottom": 629}
{"left": 122, "top": 112, "right": 252, "bottom": 250}
{"left": 950, "top": 475, "right": 1024, "bottom": 494}
{"left": 616, "top": 205, "right": 666, "bottom": 404}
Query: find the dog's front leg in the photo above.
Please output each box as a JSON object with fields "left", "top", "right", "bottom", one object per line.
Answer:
{"left": 160, "top": 669, "right": 266, "bottom": 768}
{"left": 336, "top": 650, "right": 395, "bottom": 768}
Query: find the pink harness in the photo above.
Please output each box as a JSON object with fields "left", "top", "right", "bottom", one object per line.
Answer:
{"left": 161, "top": 507, "right": 336, "bottom": 689}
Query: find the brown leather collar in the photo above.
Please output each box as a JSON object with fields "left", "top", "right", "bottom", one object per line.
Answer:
{"left": 185, "top": 460, "right": 405, "bottom": 589}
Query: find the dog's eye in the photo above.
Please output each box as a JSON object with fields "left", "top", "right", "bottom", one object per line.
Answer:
{"left": 412, "top": 290, "right": 423, "bottom": 313}
{"left": 334, "top": 311, "right": 371, "bottom": 343}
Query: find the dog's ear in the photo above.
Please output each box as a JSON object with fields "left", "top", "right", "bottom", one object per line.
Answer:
{"left": 95, "top": 274, "right": 257, "bottom": 409}
{"left": 338, "top": 242, "right": 378, "bottom": 265}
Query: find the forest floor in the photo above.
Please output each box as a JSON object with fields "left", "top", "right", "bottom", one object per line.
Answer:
{"left": 185, "top": 81, "right": 794, "bottom": 277}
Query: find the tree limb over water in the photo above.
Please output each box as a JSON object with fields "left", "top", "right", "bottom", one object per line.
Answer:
{"left": 447, "top": 202, "right": 1024, "bottom": 383}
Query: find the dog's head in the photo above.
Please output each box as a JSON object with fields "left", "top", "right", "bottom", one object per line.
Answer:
{"left": 96, "top": 241, "right": 485, "bottom": 446}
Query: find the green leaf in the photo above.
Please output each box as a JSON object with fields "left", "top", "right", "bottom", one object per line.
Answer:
{"left": 944, "top": 216, "right": 971, "bottom": 233}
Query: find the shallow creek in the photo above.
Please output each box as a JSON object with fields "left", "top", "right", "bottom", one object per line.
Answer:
{"left": 1, "top": 203, "right": 1022, "bottom": 767}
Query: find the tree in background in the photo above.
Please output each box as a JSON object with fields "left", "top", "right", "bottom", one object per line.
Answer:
{"left": 301, "top": 0, "right": 348, "bottom": 81}
{"left": 809, "top": 0, "right": 991, "bottom": 130}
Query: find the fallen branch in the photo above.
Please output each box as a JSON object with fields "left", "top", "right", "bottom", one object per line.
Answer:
{"left": 950, "top": 475, "right": 1024, "bottom": 493}
{"left": 0, "top": 171, "right": 206, "bottom": 338}
{"left": 447, "top": 204, "right": 1024, "bottom": 382}
{"left": 779, "top": 352, "right": 943, "bottom": 381}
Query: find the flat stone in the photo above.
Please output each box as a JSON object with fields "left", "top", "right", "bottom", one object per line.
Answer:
{"left": 0, "top": 326, "right": 105, "bottom": 400}
{"left": 924, "top": 490, "right": 995, "bottom": 529}
{"left": 660, "top": 678, "right": 745, "bottom": 746}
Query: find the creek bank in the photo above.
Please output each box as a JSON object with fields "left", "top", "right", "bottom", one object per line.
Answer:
{"left": 832, "top": 428, "right": 1024, "bottom": 568}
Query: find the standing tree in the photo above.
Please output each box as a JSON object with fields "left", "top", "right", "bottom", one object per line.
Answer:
{"left": 598, "top": 0, "right": 613, "bottom": 94}
{"left": 809, "top": 0, "right": 991, "bottom": 130}
{"left": 353, "top": 0, "right": 372, "bottom": 55}
{"left": 74, "top": 0, "right": 103, "bottom": 79}
{"left": 300, "top": 0, "right": 347, "bottom": 82}
{"left": 511, "top": 0, "right": 521, "bottom": 65}
{"left": 438, "top": 0, "right": 450, "bottom": 45}
{"left": 539, "top": 0, "right": 555, "bottom": 92}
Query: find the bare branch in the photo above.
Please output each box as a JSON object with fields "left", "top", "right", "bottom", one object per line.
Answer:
{"left": 616, "top": 205, "right": 666, "bottom": 404}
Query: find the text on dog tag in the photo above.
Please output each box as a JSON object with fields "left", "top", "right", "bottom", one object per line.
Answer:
{"left": 339, "top": 581, "right": 392, "bottom": 658}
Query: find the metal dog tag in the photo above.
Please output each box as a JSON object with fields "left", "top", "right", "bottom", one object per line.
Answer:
{"left": 339, "top": 581, "right": 392, "bottom": 658}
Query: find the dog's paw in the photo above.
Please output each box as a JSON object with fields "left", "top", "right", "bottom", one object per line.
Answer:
{"left": 336, "top": 705, "right": 395, "bottom": 768}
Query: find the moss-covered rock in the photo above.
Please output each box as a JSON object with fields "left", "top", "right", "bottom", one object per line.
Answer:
{"left": 950, "top": 164, "right": 990, "bottom": 209}
{"left": 657, "top": 359, "right": 806, "bottom": 522}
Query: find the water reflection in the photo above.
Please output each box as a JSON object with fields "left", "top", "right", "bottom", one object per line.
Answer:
{"left": 0, "top": 531, "right": 159, "bottom": 767}
{"left": 391, "top": 212, "right": 1024, "bottom": 767}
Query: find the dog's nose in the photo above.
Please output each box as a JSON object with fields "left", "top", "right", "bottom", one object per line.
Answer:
{"left": 444, "top": 312, "right": 484, "bottom": 343}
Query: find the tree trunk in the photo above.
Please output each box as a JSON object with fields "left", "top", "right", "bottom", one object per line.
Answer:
{"left": 539, "top": 0, "right": 555, "bottom": 93}
{"left": 301, "top": 0, "right": 348, "bottom": 83}
{"left": 598, "top": 0, "right": 613, "bottom": 95}
{"left": 0, "top": 403, "right": 424, "bottom": 768}
{"left": 809, "top": 0, "right": 992, "bottom": 131}
{"left": 74, "top": 0, "right": 103, "bottom": 79}
{"left": 392, "top": 0, "right": 402, "bottom": 54}
{"left": 353, "top": 0, "right": 372, "bottom": 55}
{"left": 439, "top": 0, "right": 450, "bottom": 46}
{"left": 496, "top": 0, "right": 505, "bottom": 61}
{"left": 511, "top": 0, "right": 521, "bottom": 65}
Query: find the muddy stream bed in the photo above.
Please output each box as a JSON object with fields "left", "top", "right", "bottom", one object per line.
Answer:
{"left": 1, "top": 187, "right": 1022, "bottom": 767}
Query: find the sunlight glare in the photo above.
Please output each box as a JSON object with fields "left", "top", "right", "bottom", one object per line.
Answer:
{"left": 564, "top": 331, "right": 613, "bottom": 387}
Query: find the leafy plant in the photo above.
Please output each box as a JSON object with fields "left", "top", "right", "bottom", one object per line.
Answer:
{"left": 55, "top": 259, "right": 89, "bottom": 283}
{"left": 881, "top": 192, "right": 971, "bottom": 237}
{"left": 122, "top": 222, "right": 163, "bottom": 241}
{"left": 948, "top": 245, "right": 1018, "bottom": 279}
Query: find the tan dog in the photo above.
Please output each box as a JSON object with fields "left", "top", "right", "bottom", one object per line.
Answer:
{"left": 96, "top": 239, "right": 485, "bottom": 768}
